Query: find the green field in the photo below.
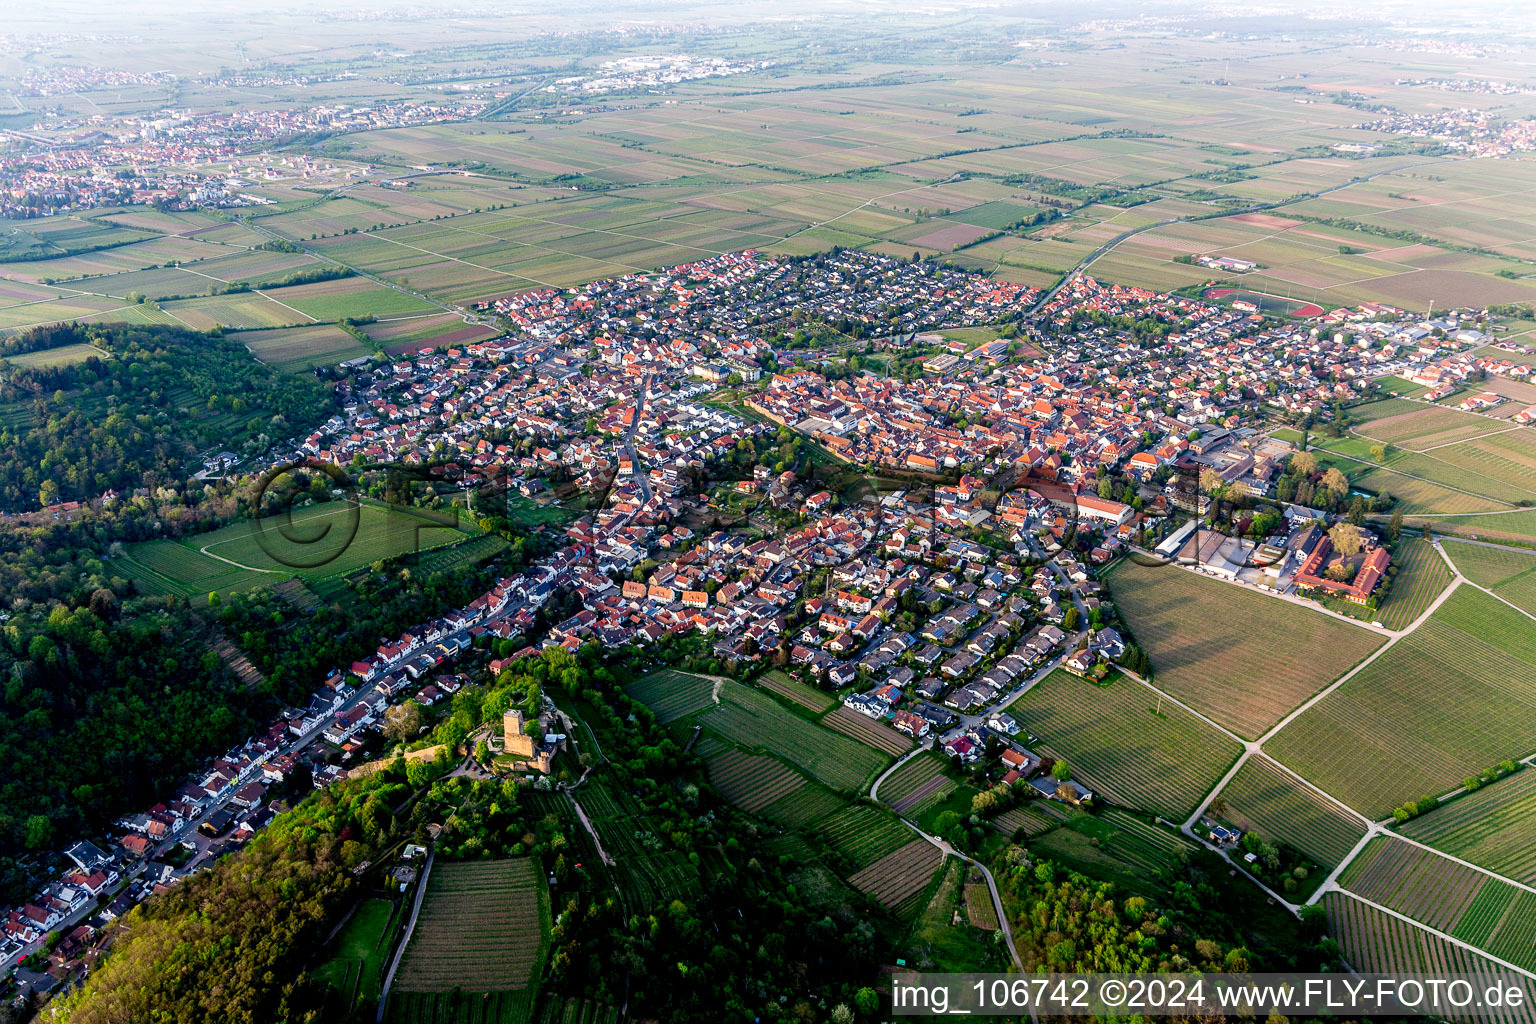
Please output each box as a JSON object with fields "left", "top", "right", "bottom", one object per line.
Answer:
{"left": 1104, "top": 559, "right": 1383, "bottom": 738}
{"left": 1268, "top": 586, "right": 1536, "bottom": 819}
{"left": 1212, "top": 755, "right": 1366, "bottom": 868}
{"left": 314, "top": 898, "right": 398, "bottom": 1016}
{"left": 692, "top": 681, "right": 889, "bottom": 792}
{"left": 238, "top": 323, "right": 374, "bottom": 374}
{"left": 1410, "top": 509, "right": 1536, "bottom": 546}
{"left": 1325, "top": 891, "right": 1536, "bottom": 1024}
{"left": 1443, "top": 540, "right": 1536, "bottom": 617}
{"left": 1339, "top": 837, "right": 1536, "bottom": 971}
{"left": 1027, "top": 810, "right": 1199, "bottom": 897}
{"left": 1368, "top": 537, "right": 1455, "bottom": 631}
{"left": 1006, "top": 669, "right": 1244, "bottom": 819}
{"left": 119, "top": 501, "right": 479, "bottom": 597}
{"left": 387, "top": 858, "right": 549, "bottom": 1023}
{"left": 626, "top": 669, "right": 720, "bottom": 724}
{"left": 1401, "top": 770, "right": 1536, "bottom": 885}
{"left": 2, "top": 341, "right": 107, "bottom": 369}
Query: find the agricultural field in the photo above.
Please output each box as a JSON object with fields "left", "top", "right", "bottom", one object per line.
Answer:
{"left": 993, "top": 803, "right": 1066, "bottom": 839}
{"left": 236, "top": 323, "right": 373, "bottom": 374}
{"left": 755, "top": 669, "right": 836, "bottom": 712}
{"left": 390, "top": 858, "right": 549, "bottom": 1014}
{"left": 1401, "top": 770, "right": 1536, "bottom": 885}
{"left": 1368, "top": 537, "right": 1455, "bottom": 631}
{"left": 314, "top": 898, "right": 399, "bottom": 1017}
{"left": 1212, "top": 756, "right": 1367, "bottom": 868}
{"left": 530, "top": 996, "right": 618, "bottom": 1024}
{"left": 1103, "top": 559, "right": 1383, "bottom": 738}
{"left": 1340, "top": 837, "right": 1490, "bottom": 934}
{"left": 695, "top": 682, "right": 888, "bottom": 792}
{"left": 1444, "top": 540, "right": 1536, "bottom": 617}
{"left": 698, "top": 736, "right": 807, "bottom": 814}
{"left": 0, "top": 341, "right": 106, "bottom": 369}
{"left": 758, "top": 781, "right": 846, "bottom": 829}
{"left": 1410, "top": 509, "right": 1536, "bottom": 546}
{"left": 364, "top": 311, "right": 500, "bottom": 354}
{"left": 264, "top": 277, "right": 438, "bottom": 321}
{"left": 880, "top": 754, "right": 959, "bottom": 818}
{"left": 1324, "top": 891, "right": 1536, "bottom": 1024}
{"left": 385, "top": 990, "right": 538, "bottom": 1024}
{"left": 119, "top": 500, "right": 479, "bottom": 595}
{"left": 1268, "top": 586, "right": 1536, "bottom": 819}
{"left": 899, "top": 858, "right": 1006, "bottom": 973}
{"left": 1339, "top": 837, "right": 1536, "bottom": 971}
{"left": 626, "top": 669, "right": 720, "bottom": 724}
{"left": 116, "top": 538, "right": 277, "bottom": 599}
{"left": 846, "top": 838, "right": 944, "bottom": 919}
{"left": 818, "top": 804, "right": 916, "bottom": 872}
{"left": 574, "top": 778, "right": 701, "bottom": 913}
{"left": 1006, "top": 670, "right": 1244, "bottom": 820}
{"left": 1034, "top": 810, "right": 1199, "bottom": 888}
{"left": 821, "top": 706, "right": 913, "bottom": 757}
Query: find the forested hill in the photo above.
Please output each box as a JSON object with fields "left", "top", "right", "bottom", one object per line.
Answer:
{"left": 0, "top": 323, "right": 333, "bottom": 511}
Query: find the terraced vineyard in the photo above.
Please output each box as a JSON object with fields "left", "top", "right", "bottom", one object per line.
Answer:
{"left": 389, "top": 858, "right": 549, "bottom": 1017}
{"left": 881, "top": 754, "right": 958, "bottom": 817}
{"left": 847, "top": 839, "right": 944, "bottom": 919}
{"left": 1269, "top": 587, "right": 1536, "bottom": 818}
{"left": 626, "top": 670, "right": 719, "bottom": 724}
{"left": 1339, "top": 837, "right": 1536, "bottom": 972}
{"left": 1325, "top": 892, "right": 1536, "bottom": 1024}
{"left": 1103, "top": 559, "right": 1382, "bottom": 737}
{"left": 823, "top": 705, "right": 913, "bottom": 756}
{"left": 578, "top": 779, "right": 701, "bottom": 912}
{"left": 1402, "top": 771, "right": 1536, "bottom": 884}
{"left": 698, "top": 682, "right": 888, "bottom": 792}
{"left": 701, "top": 742, "right": 806, "bottom": 813}
{"left": 820, "top": 804, "right": 914, "bottom": 871}
{"left": 1213, "top": 755, "right": 1367, "bottom": 868}
{"left": 756, "top": 669, "right": 836, "bottom": 712}
{"left": 1007, "top": 670, "right": 1244, "bottom": 819}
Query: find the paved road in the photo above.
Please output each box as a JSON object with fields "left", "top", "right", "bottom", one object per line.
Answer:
{"left": 868, "top": 748, "right": 1024, "bottom": 974}
{"left": 376, "top": 845, "right": 436, "bottom": 1022}
{"left": 622, "top": 373, "right": 653, "bottom": 502}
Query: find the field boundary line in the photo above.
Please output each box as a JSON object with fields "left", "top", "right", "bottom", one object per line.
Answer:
{"left": 1258, "top": 577, "right": 1461, "bottom": 745}
{"left": 254, "top": 287, "right": 320, "bottom": 324}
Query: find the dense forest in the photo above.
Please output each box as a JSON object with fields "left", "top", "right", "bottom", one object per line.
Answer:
{"left": 0, "top": 322, "right": 332, "bottom": 510}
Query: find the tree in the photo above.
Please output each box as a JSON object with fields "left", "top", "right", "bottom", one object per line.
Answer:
{"left": 1290, "top": 451, "right": 1318, "bottom": 477}
{"left": 24, "top": 814, "right": 52, "bottom": 850}
{"left": 1052, "top": 760, "right": 1071, "bottom": 782}
{"left": 1320, "top": 467, "right": 1350, "bottom": 497}
{"left": 1387, "top": 508, "right": 1404, "bottom": 543}
{"left": 1062, "top": 606, "right": 1081, "bottom": 631}
{"left": 1369, "top": 443, "right": 1387, "bottom": 463}
{"left": 383, "top": 701, "right": 425, "bottom": 743}
{"left": 1329, "top": 522, "right": 1365, "bottom": 557}
{"left": 855, "top": 988, "right": 879, "bottom": 1017}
